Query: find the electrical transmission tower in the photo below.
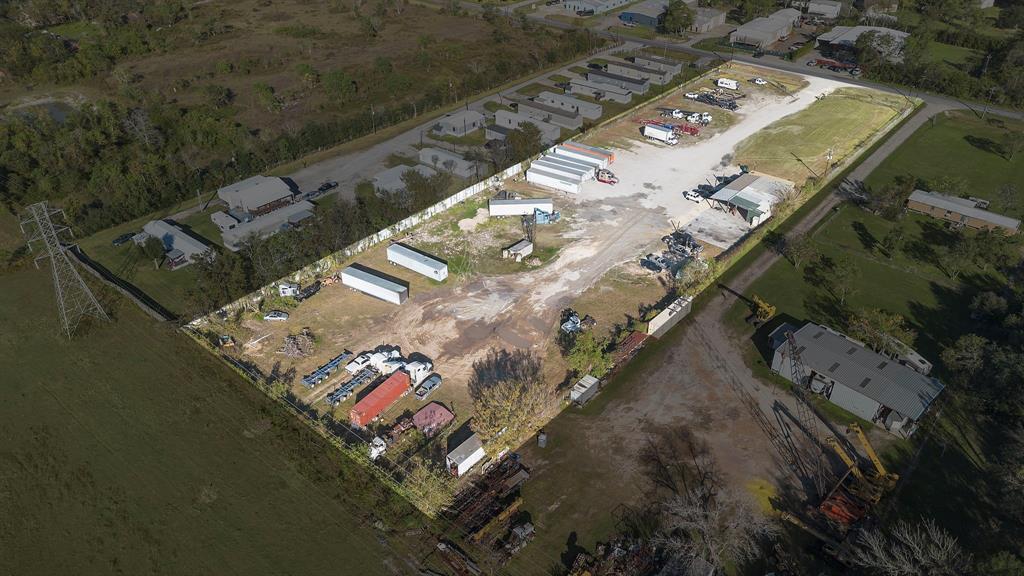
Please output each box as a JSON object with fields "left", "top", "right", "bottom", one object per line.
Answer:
{"left": 20, "top": 202, "right": 109, "bottom": 338}
{"left": 785, "top": 331, "right": 827, "bottom": 499}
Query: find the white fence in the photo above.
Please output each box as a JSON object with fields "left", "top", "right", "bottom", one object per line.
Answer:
{"left": 196, "top": 162, "right": 525, "bottom": 321}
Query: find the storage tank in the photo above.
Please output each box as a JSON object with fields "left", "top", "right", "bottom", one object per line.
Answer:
{"left": 386, "top": 243, "right": 448, "bottom": 281}
{"left": 341, "top": 265, "right": 408, "bottom": 304}
{"left": 350, "top": 370, "right": 411, "bottom": 427}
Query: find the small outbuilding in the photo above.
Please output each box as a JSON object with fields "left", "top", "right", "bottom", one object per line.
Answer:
{"left": 570, "top": 375, "right": 600, "bottom": 406}
{"left": 708, "top": 173, "right": 792, "bottom": 226}
{"left": 447, "top": 432, "right": 486, "bottom": 477}
{"left": 433, "top": 109, "right": 485, "bottom": 137}
{"left": 690, "top": 7, "right": 726, "bottom": 32}
{"left": 502, "top": 239, "right": 534, "bottom": 262}
{"left": 413, "top": 402, "right": 455, "bottom": 437}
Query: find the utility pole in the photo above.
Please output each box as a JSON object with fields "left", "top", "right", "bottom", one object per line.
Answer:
{"left": 20, "top": 202, "right": 109, "bottom": 338}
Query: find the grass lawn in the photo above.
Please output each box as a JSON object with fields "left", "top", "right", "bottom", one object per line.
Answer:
{"left": 865, "top": 110, "right": 1024, "bottom": 219}
{"left": 483, "top": 100, "right": 512, "bottom": 113}
{"left": 0, "top": 268, "right": 432, "bottom": 575}
{"left": 549, "top": 74, "right": 572, "bottom": 84}
{"left": 516, "top": 82, "right": 552, "bottom": 97}
{"left": 734, "top": 87, "right": 910, "bottom": 185}
{"left": 926, "top": 40, "right": 979, "bottom": 66}
{"left": 607, "top": 25, "right": 656, "bottom": 40}
{"left": 427, "top": 129, "right": 486, "bottom": 147}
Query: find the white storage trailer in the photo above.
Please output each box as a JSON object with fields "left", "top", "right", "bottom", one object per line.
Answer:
{"left": 642, "top": 124, "right": 678, "bottom": 145}
{"left": 489, "top": 198, "right": 555, "bottom": 217}
{"left": 530, "top": 159, "right": 588, "bottom": 182}
{"left": 447, "top": 433, "right": 486, "bottom": 477}
{"left": 534, "top": 155, "right": 595, "bottom": 179}
{"left": 387, "top": 243, "right": 448, "bottom": 281}
{"left": 570, "top": 375, "right": 600, "bottom": 406}
{"left": 526, "top": 168, "right": 580, "bottom": 194}
{"left": 717, "top": 78, "right": 739, "bottom": 90}
{"left": 341, "top": 265, "right": 408, "bottom": 305}
{"left": 553, "top": 146, "right": 609, "bottom": 169}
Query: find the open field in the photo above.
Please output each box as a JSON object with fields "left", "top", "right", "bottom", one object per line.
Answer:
{"left": 0, "top": 268, "right": 432, "bottom": 576}
{"left": 865, "top": 110, "right": 1024, "bottom": 219}
{"left": 188, "top": 63, "right": 912, "bottom": 571}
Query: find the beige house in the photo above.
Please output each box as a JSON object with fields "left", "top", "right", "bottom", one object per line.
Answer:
{"left": 906, "top": 189, "right": 1020, "bottom": 234}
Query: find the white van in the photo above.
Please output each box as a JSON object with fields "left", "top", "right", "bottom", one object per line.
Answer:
{"left": 717, "top": 78, "right": 739, "bottom": 90}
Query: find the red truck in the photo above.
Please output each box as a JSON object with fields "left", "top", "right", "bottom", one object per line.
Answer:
{"left": 350, "top": 370, "right": 411, "bottom": 427}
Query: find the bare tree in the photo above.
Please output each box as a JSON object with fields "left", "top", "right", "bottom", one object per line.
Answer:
{"left": 783, "top": 232, "right": 816, "bottom": 269}
{"left": 851, "top": 517, "right": 971, "bottom": 576}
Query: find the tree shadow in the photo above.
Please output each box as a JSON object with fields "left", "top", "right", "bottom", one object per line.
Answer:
{"left": 559, "top": 532, "right": 587, "bottom": 570}
{"left": 851, "top": 221, "right": 877, "bottom": 253}
{"left": 963, "top": 134, "right": 1005, "bottom": 158}
{"left": 468, "top": 348, "right": 542, "bottom": 399}
{"left": 804, "top": 290, "right": 849, "bottom": 330}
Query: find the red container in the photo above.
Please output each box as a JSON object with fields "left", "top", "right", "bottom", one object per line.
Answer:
{"left": 350, "top": 371, "right": 410, "bottom": 427}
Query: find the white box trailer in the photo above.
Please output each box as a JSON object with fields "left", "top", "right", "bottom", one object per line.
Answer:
{"left": 530, "top": 159, "right": 588, "bottom": 182}
{"left": 341, "top": 265, "right": 408, "bottom": 305}
{"left": 535, "top": 155, "right": 596, "bottom": 179}
{"left": 570, "top": 375, "right": 600, "bottom": 406}
{"left": 526, "top": 168, "right": 580, "bottom": 194}
{"left": 447, "top": 433, "right": 486, "bottom": 477}
{"left": 489, "top": 198, "right": 555, "bottom": 217}
{"left": 553, "top": 146, "right": 609, "bottom": 169}
{"left": 642, "top": 124, "right": 678, "bottom": 145}
{"left": 387, "top": 243, "right": 448, "bottom": 281}
{"left": 717, "top": 78, "right": 739, "bottom": 90}
{"left": 502, "top": 239, "right": 534, "bottom": 261}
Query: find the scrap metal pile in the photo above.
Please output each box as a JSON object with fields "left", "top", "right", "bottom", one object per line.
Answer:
{"left": 445, "top": 455, "right": 533, "bottom": 563}
{"left": 567, "top": 538, "right": 658, "bottom": 576}
{"left": 280, "top": 328, "right": 316, "bottom": 358}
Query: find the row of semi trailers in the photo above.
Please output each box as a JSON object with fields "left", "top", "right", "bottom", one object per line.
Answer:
{"left": 524, "top": 142, "right": 615, "bottom": 194}
{"left": 340, "top": 242, "right": 447, "bottom": 304}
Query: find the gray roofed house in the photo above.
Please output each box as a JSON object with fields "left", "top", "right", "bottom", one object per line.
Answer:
{"left": 418, "top": 147, "right": 477, "bottom": 179}
{"left": 631, "top": 54, "right": 684, "bottom": 76}
{"left": 730, "top": 8, "right": 800, "bottom": 48}
{"left": 217, "top": 176, "right": 294, "bottom": 217}
{"left": 372, "top": 164, "right": 438, "bottom": 195}
{"left": 906, "top": 189, "right": 1020, "bottom": 234}
{"left": 221, "top": 200, "right": 317, "bottom": 251}
{"left": 493, "top": 109, "right": 562, "bottom": 144}
{"left": 807, "top": 0, "right": 843, "bottom": 18}
{"left": 534, "top": 91, "right": 603, "bottom": 120}
{"left": 513, "top": 98, "right": 583, "bottom": 130}
{"left": 586, "top": 69, "right": 649, "bottom": 94}
{"left": 569, "top": 78, "right": 633, "bottom": 104}
{"left": 141, "top": 220, "right": 213, "bottom": 269}
{"left": 432, "top": 109, "right": 485, "bottom": 137}
{"left": 815, "top": 25, "right": 909, "bottom": 60}
{"left": 605, "top": 59, "right": 673, "bottom": 85}
{"left": 770, "top": 322, "right": 945, "bottom": 437}
{"left": 689, "top": 7, "right": 727, "bottom": 32}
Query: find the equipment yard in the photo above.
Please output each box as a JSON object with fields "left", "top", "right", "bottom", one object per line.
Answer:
{"left": 198, "top": 63, "right": 915, "bottom": 564}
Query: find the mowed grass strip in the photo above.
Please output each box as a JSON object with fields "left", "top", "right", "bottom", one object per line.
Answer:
{"left": 735, "top": 87, "right": 910, "bottom": 184}
{"left": 0, "top": 269, "right": 430, "bottom": 575}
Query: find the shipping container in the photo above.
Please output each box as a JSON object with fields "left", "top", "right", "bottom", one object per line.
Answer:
{"left": 561, "top": 141, "right": 615, "bottom": 164}
{"left": 488, "top": 198, "right": 555, "bottom": 217}
{"left": 341, "top": 265, "right": 408, "bottom": 304}
{"left": 387, "top": 243, "right": 448, "bottom": 281}
{"left": 349, "top": 370, "right": 411, "bottom": 427}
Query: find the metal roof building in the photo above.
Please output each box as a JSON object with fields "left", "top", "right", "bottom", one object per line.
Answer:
{"left": 617, "top": 0, "right": 666, "bottom": 27}
{"left": 729, "top": 9, "right": 799, "bottom": 49}
{"left": 413, "top": 402, "right": 455, "bottom": 437}
{"left": 141, "top": 220, "right": 213, "bottom": 270}
{"left": 433, "top": 109, "right": 485, "bottom": 137}
{"left": 447, "top": 432, "right": 486, "bottom": 477}
{"left": 816, "top": 25, "right": 909, "bottom": 60}
{"left": 493, "top": 109, "right": 562, "bottom": 144}
{"left": 906, "top": 189, "right": 1020, "bottom": 234}
{"left": 605, "top": 59, "right": 674, "bottom": 85}
{"left": 569, "top": 78, "right": 633, "bottom": 104}
{"left": 217, "top": 176, "right": 294, "bottom": 217}
{"left": 221, "top": 200, "right": 316, "bottom": 251}
{"left": 807, "top": 0, "right": 842, "bottom": 18}
{"left": 534, "top": 91, "right": 603, "bottom": 120}
{"left": 631, "top": 54, "right": 684, "bottom": 76}
{"left": 690, "top": 7, "right": 727, "bottom": 32}
{"left": 708, "top": 173, "right": 791, "bottom": 226}
{"left": 586, "top": 69, "right": 650, "bottom": 94}
{"left": 513, "top": 98, "right": 584, "bottom": 130}
{"left": 418, "top": 147, "right": 477, "bottom": 179}
{"left": 771, "top": 323, "right": 945, "bottom": 437}
{"left": 372, "top": 164, "right": 438, "bottom": 194}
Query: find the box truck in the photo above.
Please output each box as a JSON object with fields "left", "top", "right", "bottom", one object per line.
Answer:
{"left": 642, "top": 124, "right": 678, "bottom": 145}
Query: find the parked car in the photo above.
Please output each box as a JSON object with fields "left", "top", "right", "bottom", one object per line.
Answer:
{"left": 684, "top": 190, "right": 702, "bottom": 202}
{"left": 263, "top": 310, "right": 289, "bottom": 321}
{"left": 622, "top": 21, "right": 637, "bottom": 27}
{"left": 684, "top": 92, "right": 699, "bottom": 99}
{"left": 753, "top": 77, "right": 768, "bottom": 86}
{"left": 318, "top": 180, "right": 339, "bottom": 193}
{"left": 112, "top": 232, "right": 136, "bottom": 247}
{"left": 555, "top": 82, "right": 572, "bottom": 91}
{"left": 415, "top": 374, "right": 442, "bottom": 400}
{"left": 576, "top": 8, "right": 594, "bottom": 15}
{"left": 545, "top": 0, "right": 559, "bottom": 4}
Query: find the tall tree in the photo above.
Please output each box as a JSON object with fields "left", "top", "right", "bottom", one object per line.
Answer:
{"left": 468, "top": 349, "right": 550, "bottom": 443}
{"left": 847, "top": 308, "right": 917, "bottom": 357}
{"left": 783, "top": 232, "right": 816, "bottom": 269}
{"left": 660, "top": 0, "right": 694, "bottom": 36}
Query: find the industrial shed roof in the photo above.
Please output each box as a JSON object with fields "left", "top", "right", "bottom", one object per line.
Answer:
{"left": 788, "top": 323, "right": 945, "bottom": 420}
{"left": 142, "top": 220, "right": 211, "bottom": 261}
{"left": 587, "top": 69, "right": 649, "bottom": 86}
{"left": 221, "top": 200, "right": 315, "bottom": 250}
{"left": 217, "top": 176, "right": 293, "bottom": 212}
{"left": 448, "top": 432, "right": 484, "bottom": 465}
{"left": 909, "top": 189, "right": 1021, "bottom": 230}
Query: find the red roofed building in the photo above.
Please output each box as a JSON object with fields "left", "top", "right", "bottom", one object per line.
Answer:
{"left": 413, "top": 402, "right": 455, "bottom": 437}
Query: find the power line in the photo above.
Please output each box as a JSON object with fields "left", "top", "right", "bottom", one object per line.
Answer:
{"left": 20, "top": 201, "right": 109, "bottom": 337}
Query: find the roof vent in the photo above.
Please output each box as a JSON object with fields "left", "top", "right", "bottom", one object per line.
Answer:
{"left": 847, "top": 347, "right": 858, "bottom": 355}
{"left": 828, "top": 362, "right": 841, "bottom": 373}
{"left": 877, "top": 361, "right": 888, "bottom": 369}
{"left": 859, "top": 377, "right": 871, "bottom": 388}
{"left": 813, "top": 331, "right": 824, "bottom": 339}
{"left": 796, "top": 346, "right": 806, "bottom": 355}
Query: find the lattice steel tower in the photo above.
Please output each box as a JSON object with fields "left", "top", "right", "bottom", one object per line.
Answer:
{"left": 20, "top": 202, "right": 109, "bottom": 337}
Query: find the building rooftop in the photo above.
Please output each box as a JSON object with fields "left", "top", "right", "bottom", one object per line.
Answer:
{"left": 606, "top": 59, "right": 664, "bottom": 76}
{"left": 734, "top": 16, "right": 792, "bottom": 37}
{"left": 372, "top": 164, "right": 437, "bottom": 193}
{"left": 693, "top": 7, "right": 725, "bottom": 22}
{"left": 710, "top": 173, "right": 790, "bottom": 216}
{"left": 784, "top": 323, "right": 945, "bottom": 420}
{"left": 770, "top": 7, "right": 802, "bottom": 20}
{"left": 142, "top": 220, "right": 211, "bottom": 260}
{"left": 587, "top": 69, "right": 650, "bottom": 85}
{"left": 217, "top": 176, "right": 293, "bottom": 211}
{"left": 221, "top": 200, "right": 316, "bottom": 250}
{"left": 570, "top": 77, "right": 633, "bottom": 96}
{"left": 507, "top": 239, "right": 533, "bottom": 253}
{"left": 622, "top": 0, "right": 666, "bottom": 18}
{"left": 816, "top": 25, "right": 909, "bottom": 47}
{"left": 632, "top": 53, "right": 680, "bottom": 67}
{"left": 436, "top": 109, "right": 484, "bottom": 127}
{"left": 515, "top": 98, "right": 581, "bottom": 120}
{"left": 909, "top": 189, "right": 1021, "bottom": 230}
{"left": 447, "top": 432, "right": 484, "bottom": 464}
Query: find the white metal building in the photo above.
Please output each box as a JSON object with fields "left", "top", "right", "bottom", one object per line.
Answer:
{"left": 570, "top": 375, "right": 600, "bottom": 405}
{"left": 141, "top": 220, "right": 213, "bottom": 270}
{"left": 387, "top": 243, "right": 448, "bottom": 281}
{"left": 340, "top": 265, "right": 409, "bottom": 305}
{"left": 447, "top": 433, "right": 486, "bottom": 477}
{"left": 535, "top": 91, "right": 603, "bottom": 120}
{"left": 489, "top": 198, "right": 555, "bottom": 216}
{"left": 502, "top": 239, "right": 534, "bottom": 261}
{"left": 513, "top": 99, "right": 584, "bottom": 130}
{"left": 493, "top": 110, "right": 562, "bottom": 144}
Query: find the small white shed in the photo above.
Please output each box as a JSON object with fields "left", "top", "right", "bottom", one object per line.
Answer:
{"left": 570, "top": 375, "right": 600, "bottom": 406}
{"left": 447, "top": 433, "right": 486, "bottom": 477}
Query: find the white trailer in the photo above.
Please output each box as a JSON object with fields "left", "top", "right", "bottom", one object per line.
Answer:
{"left": 502, "top": 239, "right": 534, "bottom": 262}
{"left": 553, "top": 146, "right": 609, "bottom": 169}
{"left": 278, "top": 282, "right": 299, "bottom": 297}
{"left": 488, "top": 198, "right": 555, "bottom": 217}
{"left": 526, "top": 168, "right": 580, "bottom": 194}
{"left": 341, "top": 265, "right": 408, "bottom": 305}
{"left": 404, "top": 360, "right": 434, "bottom": 385}
{"left": 570, "top": 375, "right": 600, "bottom": 406}
{"left": 447, "top": 433, "right": 486, "bottom": 477}
{"left": 387, "top": 243, "right": 448, "bottom": 281}
{"left": 642, "top": 124, "right": 678, "bottom": 145}
{"left": 530, "top": 159, "right": 588, "bottom": 182}
{"left": 717, "top": 78, "right": 739, "bottom": 90}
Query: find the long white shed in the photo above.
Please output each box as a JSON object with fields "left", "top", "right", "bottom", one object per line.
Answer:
{"left": 489, "top": 198, "right": 555, "bottom": 217}
{"left": 387, "top": 243, "right": 448, "bottom": 281}
{"left": 526, "top": 169, "right": 581, "bottom": 194}
{"left": 570, "top": 375, "right": 600, "bottom": 406}
{"left": 341, "top": 265, "right": 408, "bottom": 305}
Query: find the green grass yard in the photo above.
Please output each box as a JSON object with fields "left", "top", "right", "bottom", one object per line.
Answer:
{"left": 0, "top": 268, "right": 432, "bottom": 575}
{"left": 926, "top": 40, "right": 979, "bottom": 66}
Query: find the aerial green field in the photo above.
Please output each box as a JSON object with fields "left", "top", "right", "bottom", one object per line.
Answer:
{"left": 0, "top": 268, "right": 433, "bottom": 575}
{"left": 735, "top": 88, "right": 911, "bottom": 185}
{"left": 866, "top": 110, "right": 1024, "bottom": 218}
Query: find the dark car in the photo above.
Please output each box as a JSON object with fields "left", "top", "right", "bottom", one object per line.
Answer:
{"left": 112, "top": 232, "right": 136, "bottom": 247}
{"left": 318, "top": 181, "right": 339, "bottom": 193}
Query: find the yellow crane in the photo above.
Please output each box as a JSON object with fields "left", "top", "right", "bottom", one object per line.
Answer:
{"left": 849, "top": 423, "right": 899, "bottom": 486}
{"left": 825, "top": 436, "right": 864, "bottom": 481}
